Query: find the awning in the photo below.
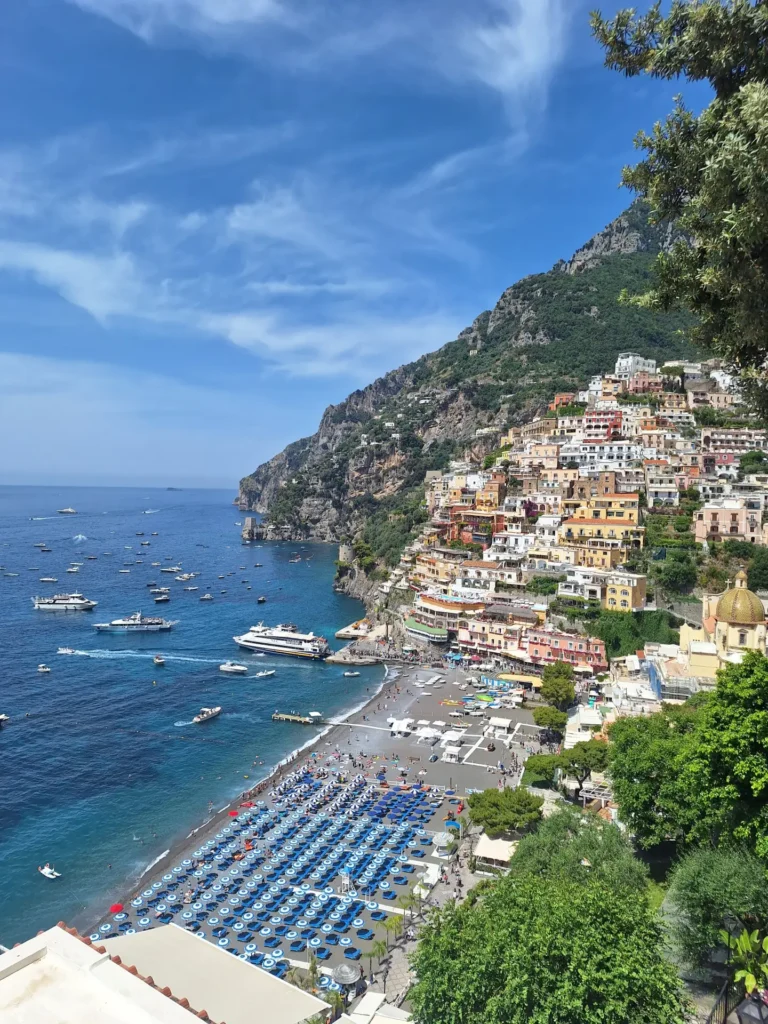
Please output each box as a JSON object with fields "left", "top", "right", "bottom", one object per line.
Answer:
{"left": 474, "top": 833, "right": 517, "bottom": 864}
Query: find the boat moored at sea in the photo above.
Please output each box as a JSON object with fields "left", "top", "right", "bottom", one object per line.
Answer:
{"left": 0, "top": 713, "right": 10, "bottom": 726}
{"left": 153, "top": 655, "right": 165, "bottom": 666}
{"left": 233, "top": 622, "right": 330, "bottom": 659}
{"left": 56, "top": 508, "right": 77, "bottom": 515}
{"left": 38, "top": 664, "right": 50, "bottom": 673}
{"left": 93, "top": 611, "right": 176, "bottom": 632}
{"left": 343, "top": 670, "right": 361, "bottom": 677}
{"left": 199, "top": 593, "right": 213, "bottom": 601}
{"left": 33, "top": 593, "right": 97, "bottom": 611}
{"left": 193, "top": 706, "right": 221, "bottom": 723}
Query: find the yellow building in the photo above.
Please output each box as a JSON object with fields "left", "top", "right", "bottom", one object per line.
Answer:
{"left": 572, "top": 544, "right": 625, "bottom": 569}
{"left": 561, "top": 494, "right": 640, "bottom": 524}
{"left": 604, "top": 571, "right": 646, "bottom": 612}
{"left": 559, "top": 517, "right": 645, "bottom": 550}
{"left": 680, "top": 570, "right": 767, "bottom": 671}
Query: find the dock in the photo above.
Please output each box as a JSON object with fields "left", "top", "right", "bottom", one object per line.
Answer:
{"left": 271, "top": 711, "right": 321, "bottom": 725}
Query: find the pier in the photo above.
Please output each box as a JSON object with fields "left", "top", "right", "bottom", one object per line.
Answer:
{"left": 271, "top": 711, "right": 321, "bottom": 725}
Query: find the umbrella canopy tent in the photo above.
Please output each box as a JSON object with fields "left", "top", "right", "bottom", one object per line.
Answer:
{"left": 109, "top": 903, "right": 124, "bottom": 914}
{"left": 432, "top": 720, "right": 446, "bottom": 728}
{"left": 415, "top": 727, "right": 440, "bottom": 740}
{"left": 332, "top": 962, "right": 360, "bottom": 986}
{"left": 432, "top": 832, "right": 452, "bottom": 848}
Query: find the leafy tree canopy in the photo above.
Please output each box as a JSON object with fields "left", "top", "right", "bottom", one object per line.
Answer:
{"left": 467, "top": 787, "right": 544, "bottom": 838}
{"left": 532, "top": 705, "right": 568, "bottom": 734}
{"left": 410, "top": 874, "right": 686, "bottom": 1024}
{"left": 592, "top": 0, "right": 768, "bottom": 415}
{"left": 540, "top": 662, "right": 576, "bottom": 710}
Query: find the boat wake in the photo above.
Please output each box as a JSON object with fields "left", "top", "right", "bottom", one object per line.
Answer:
{"left": 30, "top": 516, "right": 56, "bottom": 521}
{"left": 174, "top": 720, "right": 194, "bottom": 727}
{"left": 73, "top": 534, "right": 87, "bottom": 542}
{"left": 72, "top": 649, "right": 221, "bottom": 664}
{"left": 143, "top": 509, "right": 160, "bottom": 514}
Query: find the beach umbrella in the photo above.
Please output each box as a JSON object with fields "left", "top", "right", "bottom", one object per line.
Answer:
{"left": 333, "top": 962, "right": 359, "bottom": 986}
{"left": 109, "top": 903, "right": 124, "bottom": 914}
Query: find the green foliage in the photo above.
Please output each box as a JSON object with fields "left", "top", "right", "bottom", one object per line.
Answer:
{"left": 749, "top": 548, "right": 768, "bottom": 591}
{"left": 666, "top": 847, "right": 768, "bottom": 969}
{"left": 409, "top": 873, "right": 687, "bottom": 1024}
{"left": 540, "top": 662, "right": 575, "bottom": 710}
{"left": 591, "top": 0, "right": 768, "bottom": 415}
{"left": 532, "top": 705, "right": 567, "bottom": 734}
{"left": 588, "top": 610, "right": 679, "bottom": 660}
{"left": 741, "top": 450, "right": 768, "bottom": 476}
{"left": 467, "top": 787, "right": 544, "bottom": 838}
{"left": 562, "top": 740, "right": 610, "bottom": 797}
{"left": 653, "top": 555, "right": 697, "bottom": 593}
{"left": 360, "top": 488, "right": 429, "bottom": 567}
{"left": 266, "top": 477, "right": 309, "bottom": 527}
{"left": 720, "top": 927, "right": 768, "bottom": 995}
{"left": 521, "top": 753, "right": 562, "bottom": 789}
{"left": 509, "top": 806, "right": 650, "bottom": 894}
{"left": 525, "top": 574, "right": 564, "bottom": 595}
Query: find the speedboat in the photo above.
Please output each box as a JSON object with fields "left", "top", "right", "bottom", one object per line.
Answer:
{"left": 56, "top": 508, "right": 77, "bottom": 515}
{"left": 66, "top": 567, "right": 79, "bottom": 573}
{"left": 183, "top": 586, "right": 198, "bottom": 592}
{"left": 57, "top": 647, "right": 76, "bottom": 655}
{"left": 39, "top": 576, "right": 58, "bottom": 583}
{"left": 254, "top": 669, "right": 276, "bottom": 678}
{"left": 38, "top": 664, "right": 51, "bottom": 673}
{"left": 199, "top": 593, "right": 213, "bottom": 601}
{"left": 154, "top": 594, "right": 170, "bottom": 603}
{"left": 193, "top": 706, "right": 221, "bottom": 724}
{"left": 343, "top": 670, "right": 361, "bottom": 677}
{"left": 153, "top": 655, "right": 165, "bottom": 666}
{"left": 38, "top": 864, "right": 61, "bottom": 879}
{"left": 0, "top": 713, "right": 10, "bottom": 726}
{"left": 219, "top": 661, "right": 248, "bottom": 675}
{"left": 257, "top": 596, "right": 267, "bottom": 603}
{"left": 33, "top": 542, "right": 46, "bottom": 548}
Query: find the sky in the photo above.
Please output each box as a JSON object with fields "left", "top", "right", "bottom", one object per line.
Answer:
{"left": 0, "top": 0, "right": 705, "bottom": 488}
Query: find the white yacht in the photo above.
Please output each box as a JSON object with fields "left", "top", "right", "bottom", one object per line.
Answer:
{"left": 39, "top": 576, "right": 57, "bottom": 583}
{"left": 0, "top": 713, "right": 9, "bottom": 726}
{"left": 233, "top": 622, "right": 330, "bottom": 660}
{"left": 161, "top": 566, "right": 182, "bottom": 573}
{"left": 38, "top": 664, "right": 51, "bottom": 673}
{"left": 254, "top": 669, "right": 276, "bottom": 678}
{"left": 57, "top": 647, "right": 76, "bottom": 655}
{"left": 33, "top": 593, "right": 97, "bottom": 611}
{"left": 193, "top": 706, "right": 221, "bottom": 724}
{"left": 56, "top": 508, "right": 77, "bottom": 515}
{"left": 94, "top": 612, "right": 176, "bottom": 633}
{"left": 219, "top": 661, "right": 248, "bottom": 675}
{"left": 199, "top": 593, "right": 213, "bottom": 601}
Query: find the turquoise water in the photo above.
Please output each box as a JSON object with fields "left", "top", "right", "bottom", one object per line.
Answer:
{"left": 0, "top": 486, "right": 380, "bottom": 945}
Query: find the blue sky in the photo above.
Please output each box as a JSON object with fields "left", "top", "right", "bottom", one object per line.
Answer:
{"left": 1, "top": 0, "right": 701, "bottom": 487}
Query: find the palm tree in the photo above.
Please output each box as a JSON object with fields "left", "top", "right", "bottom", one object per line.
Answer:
{"left": 306, "top": 953, "right": 319, "bottom": 994}
{"left": 364, "top": 947, "right": 377, "bottom": 982}
{"left": 384, "top": 914, "right": 403, "bottom": 949}
{"left": 371, "top": 938, "right": 388, "bottom": 968}
{"left": 398, "top": 891, "right": 417, "bottom": 920}
{"left": 457, "top": 813, "right": 469, "bottom": 839}
{"left": 327, "top": 989, "right": 345, "bottom": 1022}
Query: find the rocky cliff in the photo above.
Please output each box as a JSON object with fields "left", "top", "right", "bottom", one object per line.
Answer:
{"left": 239, "top": 202, "right": 693, "bottom": 554}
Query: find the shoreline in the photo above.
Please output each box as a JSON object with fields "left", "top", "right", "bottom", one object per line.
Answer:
{"left": 77, "top": 660, "right": 401, "bottom": 935}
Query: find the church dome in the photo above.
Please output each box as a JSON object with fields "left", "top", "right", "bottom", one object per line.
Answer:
{"left": 715, "top": 570, "right": 766, "bottom": 625}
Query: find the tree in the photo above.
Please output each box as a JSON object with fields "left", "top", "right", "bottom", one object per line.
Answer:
{"left": 540, "top": 662, "right": 576, "bottom": 710}
{"left": 591, "top": 2, "right": 768, "bottom": 415}
{"left": 749, "top": 547, "right": 768, "bottom": 591}
{"left": 532, "top": 705, "right": 568, "bottom": 734}
{"left": 509, "top": 806, "right": 650, "bottom": 894}
{"left": 666, "top": 847, "right": 768, "bottom": 970}
{"left": 607, "top": 703, "right": 704, "bottom": 848}
{"left": 562, "top": 740, "right": 610, "bottom": 800}
{"left": 410, "top": 874, "right": 687, "bottom": 1024}
{"left": 521, "top": 753, "right": 563, "bottom": 788}
{"left": 467, "top": 787, "right": 544, "bottom": 838}
{"left": 654, "top": 556, "right": 697, "bottom": 594}
{"left": 740, "top": 450, "right": 768, "bottom": 476}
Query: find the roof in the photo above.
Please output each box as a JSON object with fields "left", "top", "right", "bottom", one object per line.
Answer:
{"left": 102, "top": 925, "right": 329, "bottom": 1024}
{"left": 0, "top": 925, "right": 197, "bottom": 1024}
{"left": 489, "top": 717, "right": 514, "bottom": 728}
{"left": 474, "top": 834, "right": 517, "bottom": 864}
{"left": 715, "top": 571, "right": 766, "bottom": 625}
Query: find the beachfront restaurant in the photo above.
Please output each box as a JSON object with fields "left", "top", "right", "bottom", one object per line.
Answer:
{"left": 473, "top": 834, "right": 518, "bottom": 871}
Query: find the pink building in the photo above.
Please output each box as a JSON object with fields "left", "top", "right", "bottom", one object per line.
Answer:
{"left": 694, "top": 499, "right": 764, "bottom": 544}
{"left": 526, "top": 627, "right": 608, "bottom": 672}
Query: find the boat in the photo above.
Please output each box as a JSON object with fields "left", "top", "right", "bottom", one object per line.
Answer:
{"left": 57, "top": 647, "right": 76, "bottom": 655}
{"left": 154, "top": 595, "right": 170, "bottom": 604}
{"left": 193, "top": 706, "right": 221, "bottom": 724}
{"left": 288, "top": 556, "right": 301, "bottom": 563}
{"left": 199, "top": 594, "right": 213, "bottom": 601}
{"left": 254, "top": 669, "right": 276, "bottom": 678}
{"left": 56, "top": 508, "right": 77, "bottom": 515}
{"left": 219, "top": 661, "right": 248, "bottom": 675}
{"left": 94, "top": 612, "right": 176, "bottom": 632}
{"left": 161, "top": 566, "right": 182, "bottom": 573}
{"left": 66, "top": 567, "right": 79, "bottom": 573}
{"left": 136, "top": 532, "right": 144, "bottom": 536}
{"left": 118, "top": 570, "right": 130, "bottom": 574}
{"left": 33, "top": 593, "right": 97, "bottom": 611}
{"left": 151, "top": 532, "right": 158, "bottom": 536}
{"left": 141, "top": 541, "right": 150, "bottom": 546}
{"left": 33, "top": 542, "right": 46, "bottom": 548}
{"left": 218, "top": 575, "right": 225, "bottom": 579}
{"left": 38, "top": 664, "right": 50, "bottom": 673}
{"left": 343, "top": 670, "right": 361, "bottom": 677}
{"left": 40, "top": 548, "right": 52, "bottom": 552}
{"left": 39, "top": 577, "right": 57, "bottom": 583}
{"left": 183, "top": 586, "right": 198, "bottom": 592}
{"left": 146, "top": 581, "right": 157, "bottom": 587}
{"left": 0, "top": 713, "right": 9, "bottom": 726}
{"left": 257, "top": 596, "right": 267, "bottom": 604}
{"left": 38, "top": 864, "right": 61, "bottom": 879}
{"left": 233, "top": 622, "right": 330, "bottom": 660}
{"left": 87, "top": 555, "right": 97, "bottom": 560}
{"left": 153, "top": 655, "right": 165, "bottom": 666}
{"left": 254, "top": 563, "right": 263, "bottom": 567}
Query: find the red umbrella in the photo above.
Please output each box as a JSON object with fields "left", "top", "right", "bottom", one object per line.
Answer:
{"left": 228, "top": 810, "right": 239, "bottom": 817}
{"left": 240, "top": 801, "right": 254, "bottom": 808}
{"left": 110, "top": 903, "right": 124, "bottom": 914}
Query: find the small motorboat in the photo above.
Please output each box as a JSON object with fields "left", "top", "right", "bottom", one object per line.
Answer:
{"left": 155, "top": 595, "right": 170, "bottom": 603}
{"left": 38, "top": 664, "right": 50, "bottom": 673}
{"left": 257, "top": 596, "right": 267, "bottom": 603}
{"left": 39, "top": 577, "right": 57, "bottom": 583}
{"left": 183, "top": 586, "right": 198, "bottom": 592}
{"left": 57, "top": 507, "right": 77, "bottom": 515}
{"left": 57, "top": 647, "right": 76, "bottom": 655}
{"left": 146, "top": 581, "right": 157, "bottom": 587}
{"left": 199, "top": 593, "right": 213, "bottom": 601}
{"left": 0, "top": 713, "right": 10, "bottom": 726}
{"left": 254, "top": 669, "right": 276, "bottom": 679}
{"left": 343, "top": 670, "right": 361, "bottom": 677}
{"left": 153, "top": 655, "right": 165, "bottom": 666}
{"left": 193, "top": 706, "right": 221, "bottom": 724}
{"left": 66, "top": 567, "right": 79, "bottom": 573}
{"left": 38, "top": 864, "right": 61, "bottom": 879}
{"left": 254, "top": 563, "right": 263, "bottom": 567}
{"left": 219, "top": 661, "right": 248, "bottom": 675}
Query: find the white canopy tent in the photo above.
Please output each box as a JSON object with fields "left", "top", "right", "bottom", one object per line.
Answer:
{"left": 474, "top": 833, "right": 517, "bottom": 868}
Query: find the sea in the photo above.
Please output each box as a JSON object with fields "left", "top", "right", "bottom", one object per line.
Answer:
{"left": 0, "top": 485, "right": 381, "bottom": 946}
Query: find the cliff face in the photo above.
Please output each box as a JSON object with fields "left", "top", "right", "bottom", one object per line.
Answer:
{"left": 239, "top": 202, "right": 694, "bottom": 546}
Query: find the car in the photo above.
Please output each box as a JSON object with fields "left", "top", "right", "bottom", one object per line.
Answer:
{"left": 428, "top": 754, "right": 438, "bottom": 762}
{"left": 449, "top": 711, "right": 464, "bottom": 718}
{"left": 468, "top": 710, "right": 485, "bottom": 717}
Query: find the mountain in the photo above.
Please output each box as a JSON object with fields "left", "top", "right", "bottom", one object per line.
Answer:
{"left": 239, "top": 202, "right": 694, "bottom": 560}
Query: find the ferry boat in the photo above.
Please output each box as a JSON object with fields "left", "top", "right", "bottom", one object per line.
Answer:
{"left": 193, "top": 706, "right": 221, "bottom": 724}
{"left": 219, "top": 661, "right": 247, "bottom": 674}
{"left": 233, "top": 622, "right": 330, "bottom": 660}
{"left": 33, "top": 593, "right": 97, "bottom": 611}
{"left": 93, "top": 611, "right": 176, "bottom": 632}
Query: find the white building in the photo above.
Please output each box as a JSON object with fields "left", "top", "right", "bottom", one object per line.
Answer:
{"left": 615, "top": 352, "right": 657, "bottom": 379}
{"left": 559, "top": 441, "right": 643, "bottom": 471}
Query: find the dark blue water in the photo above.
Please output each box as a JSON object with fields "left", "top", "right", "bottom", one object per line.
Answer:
{"left": 0, "top": 486, "right": 379, "bottom": 945}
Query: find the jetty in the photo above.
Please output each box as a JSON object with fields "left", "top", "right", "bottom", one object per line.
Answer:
{"left": 271, "top": 711, "right": 322, "bottom": 725}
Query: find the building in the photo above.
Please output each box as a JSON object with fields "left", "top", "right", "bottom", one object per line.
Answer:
{"left": 584, "top": 408, "right": 623, "bottom": 441}
{"left": 527, "top": 626, "right": 608, "bottom": 672}
{"left": 644, "top": 466, "right": 680, "bottom": 508}
{"left": 557, "top": 566, "right": 647, "bottom": 611}
{"left": 615, "top": 352, "right": 657, "bottom": 379}
{"left": 559, "top": 441, "right": 643, "bottom": 472}
{"left": 0, "top": 923, "right": 330, "bottom": 1024}
{"left": 626, "top": 371, "right": 663, "bottom": 394}
{"left": 701, "top": 428, "right": 768, "bottom": 454}
{"left": 677, "top": 570, "right": 768, "bottom": 674}
{"left": 406, "top": 591, "right": 486, "bottom": 643}
{"left": 694, "top": 498, "right": 765, "bottom": 545}
{"left": 548, "top": 392, "right": 577, "bottom": 411}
